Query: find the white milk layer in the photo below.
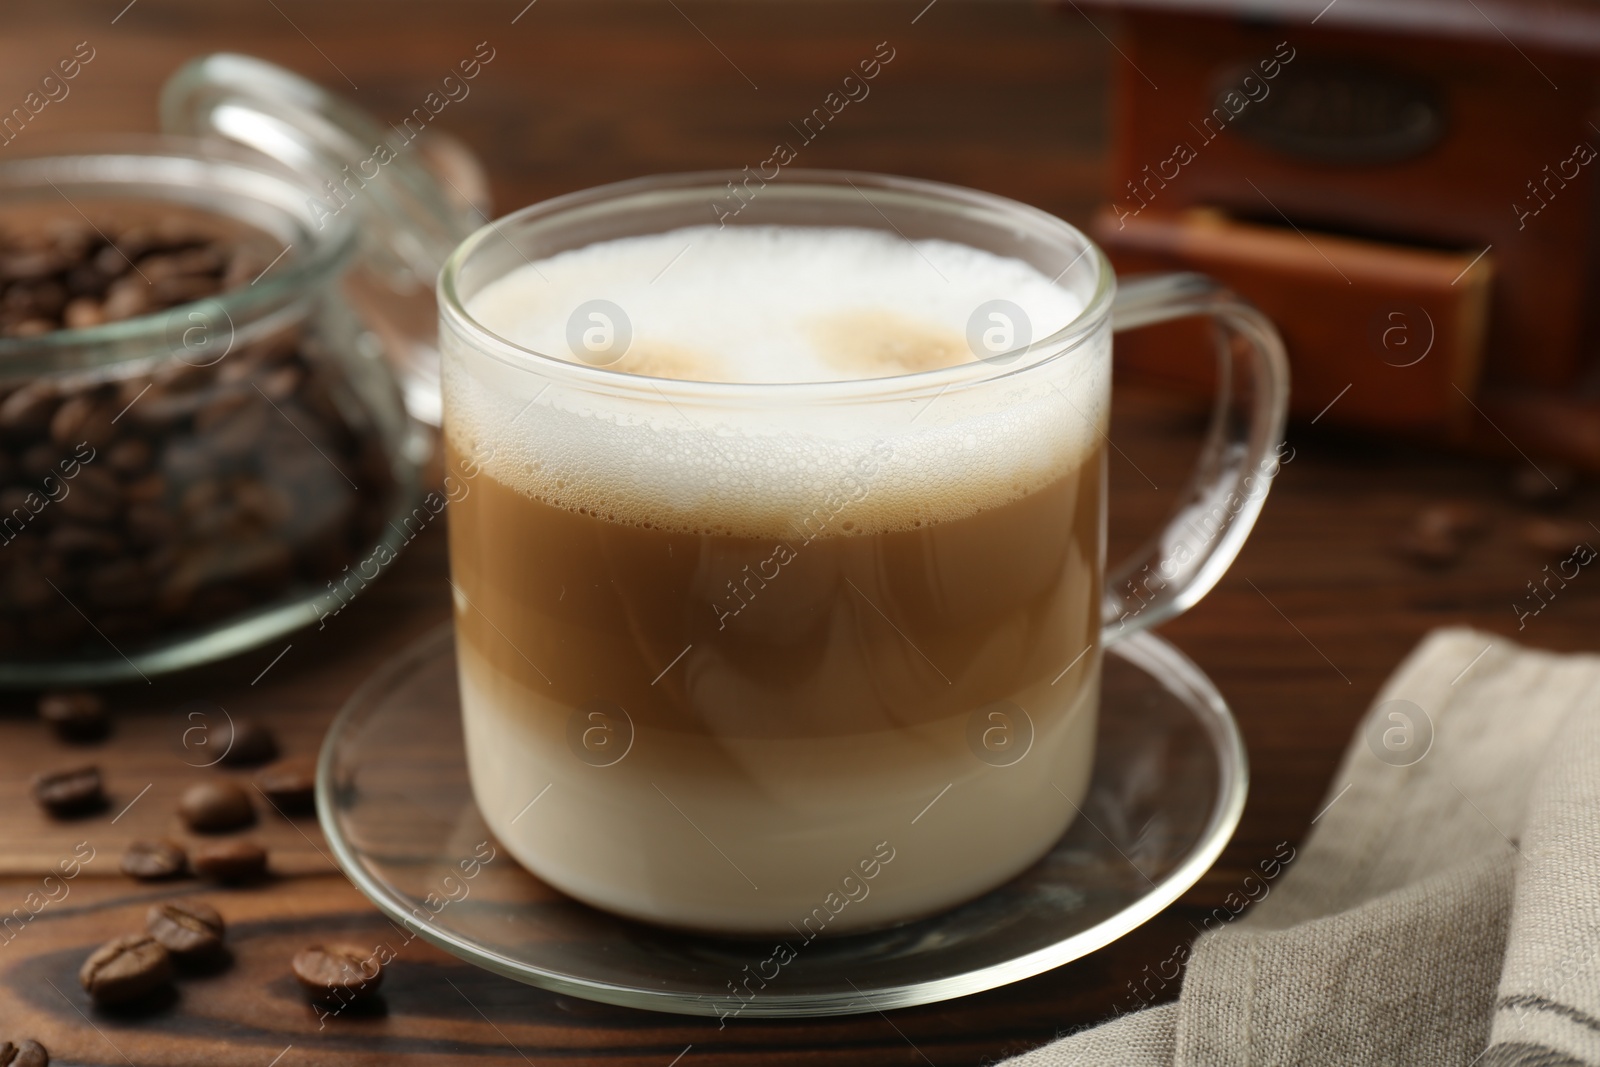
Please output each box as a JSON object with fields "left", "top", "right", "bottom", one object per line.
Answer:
{"left": 460, "top": 638, "right": 1099, "bottom": 935}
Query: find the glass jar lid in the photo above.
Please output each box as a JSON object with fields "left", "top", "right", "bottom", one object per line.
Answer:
{"left": 159, "top": 53, "right": 492, "bottom": 425}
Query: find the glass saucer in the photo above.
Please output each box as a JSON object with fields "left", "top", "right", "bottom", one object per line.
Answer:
{"left": 317, "top": 623, "right": 1246, "bottom": 1018}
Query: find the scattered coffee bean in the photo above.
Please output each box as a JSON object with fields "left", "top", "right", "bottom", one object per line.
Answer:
{"left": 1520, "top": 518, "right": 1595, "bottom": 559}
{"left": 292, "top": 943, "right": 383, "bottom": 1005}
{"left": 78, "top": 933, "right": 173, "bottom": 1006}
{"left": 120, "top": 840, "right": 187, "bottom": 881}
{"left": 146, "top": 900, "right": 224, "bottom": 959}
{"left": 1394, "top": 526, "right": 1462, "bottom": 569}
{"left": 1511, "top": 464, "right": 1576, "bottom": 508}
{"left": 37, "top": 690, "right": 109, "bottom": 743}
{"left": 31, "top": 765, "right": 105, "bottom": 818}
{"left": 1394, "top": 503, "right": 1488, "bottom": 569}
{"left": 1416, "top": 503, "right": 1488, "bottom": 542}
{"left": 190, "top": 839, "right": 268, "bottom": 882}
{"left": 218, "top": 718, "right": 278, "bottom": 766}
{"left": 178, "top": 779, "right": 255, "bottom": 833}
{"left": 0, "top": 1039, "right": 48, "bottom": 1067}
{"left": 256, "top": 755, "right": 316, "bottom": 814}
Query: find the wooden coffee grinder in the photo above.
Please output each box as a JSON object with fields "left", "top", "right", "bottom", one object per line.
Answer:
{"left": 1076, "top": 0, "right": 1600, "bottom": 471}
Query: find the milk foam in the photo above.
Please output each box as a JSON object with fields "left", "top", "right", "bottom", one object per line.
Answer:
{"left": 446, "top": 224, "right": 1109, "bottom": 537}
{"left": 468, "top": 225, "right": 1083, "bottom": 384}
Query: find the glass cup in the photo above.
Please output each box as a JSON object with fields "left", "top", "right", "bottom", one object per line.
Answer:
{"left": 437, "top": 170, "right": 1288, "bottom": 936}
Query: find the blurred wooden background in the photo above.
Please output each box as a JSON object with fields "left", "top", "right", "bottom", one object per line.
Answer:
{"left": 0, "top": 2, "right": 1596, "bottom": 1064}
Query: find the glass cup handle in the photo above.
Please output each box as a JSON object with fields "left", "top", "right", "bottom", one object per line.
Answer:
{"left": 1101, "top": 272, "right": 1290, "bottom": 644}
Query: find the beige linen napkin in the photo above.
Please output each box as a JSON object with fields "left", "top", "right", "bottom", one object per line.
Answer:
{"left": 1006, "top": 628, "right": 1600, "bottom": 1067}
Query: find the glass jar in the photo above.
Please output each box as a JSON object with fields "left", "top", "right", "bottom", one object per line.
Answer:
{"left": 0, "top": 135, "right": 425, "bottom": 685}
{"left": 0, "top": 54, "right": 489, "bottom": 685}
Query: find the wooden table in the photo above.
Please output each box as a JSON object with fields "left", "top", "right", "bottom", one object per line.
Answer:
{"left": 2, "top": 2, "right": 1595, "bottom": 1063}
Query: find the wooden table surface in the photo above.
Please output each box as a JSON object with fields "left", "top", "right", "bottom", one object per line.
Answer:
{"left": 2, "top": 2, "right": 1597, "bottom": 1064}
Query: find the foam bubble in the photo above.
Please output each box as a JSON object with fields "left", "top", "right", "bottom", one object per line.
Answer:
{"left": 467, "top": 226, "right": 1083, "bottom": 383}
{"left": 447, "top": 225, "right": 1108, "bottom": 537}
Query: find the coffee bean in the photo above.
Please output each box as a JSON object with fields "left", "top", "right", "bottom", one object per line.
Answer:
{"left": 0, "top": 1039, "right": 48, "bottom": 1067}
{"left": 122, "top": 471, "right": 166, "bottom": 503}
{"left": 178, "top": 779, "right": 255, "bottom": 832}
{"left": 0, "top": 486, "right": 32, "bottom": 521}
{"left": 151, "top": 274, "right": 221, "bottom": 306}
{"left": 120, "top": 840, "right": 187, "bottom": 881}
{"left": 100, "top": 276, "right": 150, "bottom": 322}
{"left": 0, "top": 384, "right": 57, "bottom": 439}
{"left": 79, "top": 933, "right": 173, "bottom": 1005}
{"left": 0, "top": 213, "right": 392, "bottom": 662}
{"left": 25, "top": 283, "right": 66, "bottom": 320}
{"left": 1511, "top": 465, "right": 1576, "bottom": 508}
{"left": 30, "top": 610, "right": 88, "bottom": 651}
{"left": 1520, "top": 518, "right": 1594, "bottom": 559}
{"left": 256, "top": 755, "right": 316, "bottom": 814}
{"left": 191, "top": 390, "right": 250, "bottom": 436}
{"left": 155, "top": 359, "right": 214, "bottom": 393}
{"left": 218, "top": 719, "right": 278, "bottom": 767}
{"left": 224, "top": 246, "right": 275, "bottom": 290}
{"left": 49, "top": 393, "right": 116, "bottom": 451}
{"left": 1415, "top": 503, "right": 1488, "bottom": 542}
{"left": 204, "top": 403, "right": 271, "bottom": 460}
{"left": 84, "top": 559, "right": 153, "bottom": 609}
{"left": 55, "top": 466, "right": 121, "bottom": 524}
{"left": 31, "top": 765, "right": 105, "bottom": 817}
{"left": 62, "top": 296, "right": 106, "bottom": 330}
{"left": 1393, "top": 526, "right": 1460, "bottom": 569}
{"left": 146, "top": 900, "right": 224, "bottom": 958}
{"left": 257, "top": 365, "right": 302, "bottom": 403}
{"left": 65, "top": 262, "right": 112, "bottom": 299}
{"left": 189, "top": 584, "right": 254, "bottom": 624}
{"left": 48, "top": 524, "right": 121, "bottom": 559}
{"left": 37, "top": 689, "right": 109, "bottom": 743}
{"left": 92, "top": 244, "right": 133, "bottom": 278}
{"left": 126, "top": 502, "right": 179, "bottom": 547}
{"left": 292, "top": 943, "right": 383, "bottom": 1005}
{"left": 0, "top": 249, "right": 65, "bottom": 281}
{"left": 121, "top": 381, "right": 185, "bottom": 433}
{"left": 1394, "top": 504, "right": 1488, "bottom": 569}
{"left": 110, "top": 227, "right": 157, "bottom": 262}
{"left": 20, "top": 443, "right": 62, "bottom": 482}
{"left": 140, "top": 247, "right": 224, "bottom": 282}
{"left": 106, "top": 437, "right": 152, "bottom": 476}
{"left": 190, "top": 839, "right": 268, "bottom": 882}
{"left": 234, "top": 481, "right": 292, "bottom": 526}
{"left": 153, "top": 216, "right": 213, "bottom": 248}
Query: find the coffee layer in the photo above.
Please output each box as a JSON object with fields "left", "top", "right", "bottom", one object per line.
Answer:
{"left": 446, "top": 450, "right": 1102, "bottom": 735}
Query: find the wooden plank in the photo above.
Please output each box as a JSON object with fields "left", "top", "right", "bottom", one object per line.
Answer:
{"left": 5, "top": 384, "right": 1597, "bottom": 1065}
{"left": 1, "top": 871, "right": 1236, "bottom": 1066}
